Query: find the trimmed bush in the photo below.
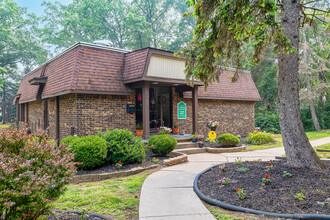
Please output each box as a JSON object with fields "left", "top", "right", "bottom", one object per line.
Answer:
{"left": 245, "top": 131, "right": 276, "bottom": 145}
{"left": 0, "top": 128, "right": 76, "bottom": 219}
{"left": 99, "top": 129, "right": 146, "bottom": 164}
{"left": 61, "top": 135, "right": 107, "bottom": 170}
{"left": 218, "top": 133, "right": 240, "bottom": 146}
{"left": 148, "top": 134, "right": 177, "bottom": 156}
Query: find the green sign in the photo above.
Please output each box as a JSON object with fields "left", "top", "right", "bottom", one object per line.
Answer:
{"left": 177, "top": 102, "right": 186, "bottom": 119}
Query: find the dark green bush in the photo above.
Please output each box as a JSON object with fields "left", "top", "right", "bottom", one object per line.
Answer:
{"left": 245, "top": 131, "right": 276, "bottom": 145}
{"left": 218, "top": 133, "right": 240, "bottom": 146}
{"left": 255, "top": 110, "right": 281, "bottom": 134}
{"left": 61, "top": 135, "right": 107, "bottom": 170}
{"left": 99, "top": 129, "right": 146, "bottom": 164}
{"left": 148, "top": 134, "right": 177, "bottom": 156}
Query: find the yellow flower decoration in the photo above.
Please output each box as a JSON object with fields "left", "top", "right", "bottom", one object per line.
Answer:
{"left": 208, "top": 131, "right": 217, "bottom": 140}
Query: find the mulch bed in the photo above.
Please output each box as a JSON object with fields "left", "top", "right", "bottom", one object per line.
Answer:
{"left": 76, "top": 150, "right": 177, "bottom": 175}
{"left": 46, "top": 211, "right": 106, "bottom": 220}
{"left": 198, "top": 160, "right": 330, "bottom": 215}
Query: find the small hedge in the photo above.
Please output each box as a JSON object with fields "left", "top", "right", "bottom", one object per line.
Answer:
{"left": 99, "top": 129, "right": 146, "bottom": 164}
{"left": 218, "top": 133, "right": 240, "bottom": 146}
{"left": 148, "top": 134, "right": 177, "bottom": 156}
{"left": 61, "top": 135, "right": 107, "bottom": 170}
{"left": 245, "top": 131, "right": 276, "bottom": 145}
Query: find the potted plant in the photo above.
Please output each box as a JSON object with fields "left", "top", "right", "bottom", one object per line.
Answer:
{"left": 197, "top": 141, "right": 204, "bottom": 148}
{"left": 191, "top": 133, "right": 198, "bottom": 142}
{"left": 206, "top": 121, "right": 220, "bottom": 131}
{"left": 136, "top": 123, "right": 143, "bottom": 137}
{"left": 173, "top": 121, "right": 179, "bottom": 135}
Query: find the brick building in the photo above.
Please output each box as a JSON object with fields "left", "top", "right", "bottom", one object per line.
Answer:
{"left": 14, "top": 42, "right": 260, "bottom": 141}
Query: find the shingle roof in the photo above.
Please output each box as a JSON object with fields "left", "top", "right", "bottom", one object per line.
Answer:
{"left": 15, "top": 43, "right": 260, "bottom": 104}
{"left": 184, "top": 70, "right": 261, "bottom": 101}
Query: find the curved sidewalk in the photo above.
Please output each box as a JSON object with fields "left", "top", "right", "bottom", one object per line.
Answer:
{"left": 139, "top": 137, "right": 330, "bottom": 220}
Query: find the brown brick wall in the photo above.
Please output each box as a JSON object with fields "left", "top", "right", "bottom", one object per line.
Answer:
{"left": 48, "top": 98, "right": 56, "bottom": 138}
{"left": 25, "top": 100, "right": 44, "bottom": 132}
{"left": 172, "top": 88, "right": 255, "bottom": 137}
{"left": 59, "top": 94, "right": 77, "bottom": 140}
{"left": 76, "top": 92, "right": 135, "bottom": 136}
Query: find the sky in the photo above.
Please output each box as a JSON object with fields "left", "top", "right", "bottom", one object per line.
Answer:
{"left": 14, "top": 0, "right": 72, "bottom": 16}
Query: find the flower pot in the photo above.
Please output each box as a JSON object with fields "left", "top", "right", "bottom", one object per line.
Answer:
{"left": 173, "top": 127, "right": 179, "bottom": 135}
{"left": 210, "top": 127, "right": 217, "bottom": 131}
{"left": 136, "top": 130, "right": 143, "bottom": 137}
{"left": 191, "top": 138, "right": 197, "bottom": 143}
{"left": 198, "top": 143, "right": 204, "bottom": 148}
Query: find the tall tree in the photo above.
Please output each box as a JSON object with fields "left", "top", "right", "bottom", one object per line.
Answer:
{"left": 0, "top": 0, "right": 48, "bottom": 123}
{"left": 180, "top": 0, "right": 328, "bottom": 169}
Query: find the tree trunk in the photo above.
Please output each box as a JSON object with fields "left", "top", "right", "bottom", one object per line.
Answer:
{"left": 301, "top": 27, "right": 321, "bottom": 132}
{"left": 278, "top": 1, "right": 324, "bottom": 169}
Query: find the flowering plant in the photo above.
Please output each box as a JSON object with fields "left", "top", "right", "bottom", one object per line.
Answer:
{"left": 206, "top": 121, "right": 220, "bottom": 128}
{"left": 158, "top": 126, "right": 172, "bottom": 134}
{"left": 283, "top": 171, "right": 292, "bottom": 178}
{"left": 0, "top": 127, "right": 77, "bottom": 219}
{"left": 262, "top": 173, "right": 271, "bottom": 185}
{"left": 217, "top": 177, "right": 231, "bottom": 185}
{"left": 266, "top": 162, "right": 273, "bottom": 170}
{"left": 219, "top": 164, "right": 227, "bottom": 172}
{"left": 237, "top": 188, "right": 245, "bottom": 200}
{"left": 115, "top": 160, "right": 122, "bottom": 169}
{"left": 269, "top": 160, "right": 276, "bottom": 164}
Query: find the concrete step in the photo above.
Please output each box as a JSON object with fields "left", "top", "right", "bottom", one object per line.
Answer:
{"left": 176, "top": 142, "right": 198, "bottom": 149}
{"left": 173, "top": 147, "right": 206, "bottom": 155}
{"left": 175, "top": 137, "right": 193, "bottom": 143}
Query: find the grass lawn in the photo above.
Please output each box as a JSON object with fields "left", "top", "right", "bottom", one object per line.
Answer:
{"left": 314, "top": 143, "right": 330, "bottom": 159}
{"left": 247, "top": 130, "right": 330, "bottom": 151}
{"left": 52, "top": 173, "right": 149, "bottom": 220}
{"left": 0, "top": 124, "right": 11, "bottom": 129}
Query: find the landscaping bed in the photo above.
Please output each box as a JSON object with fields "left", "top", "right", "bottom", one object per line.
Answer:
{"left": 197, "top": 161, "right": 330, "bottom": 215}
{"left": 76, "top": 150, "right": 177, "bottom": 175}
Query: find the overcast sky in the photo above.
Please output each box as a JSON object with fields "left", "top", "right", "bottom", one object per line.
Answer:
{"left": 14, "top": 0, "right": 72, "bottom": 16}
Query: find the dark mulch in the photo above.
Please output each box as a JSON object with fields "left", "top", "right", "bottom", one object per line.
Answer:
{"left": 46, "top": 211, "right": 105, "bottom": 220}
{"left": 198, "top": 160, "right": 330, "bottom": 215}
{"left": 76, "top": 150, "right": 177, "bottom": 175}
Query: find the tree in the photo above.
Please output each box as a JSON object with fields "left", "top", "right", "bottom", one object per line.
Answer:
{"left": 0, "top": 0, "right": 48, "bottom": 123}
{"left": 180, "top": 0, "right": 328, "bottom": 169}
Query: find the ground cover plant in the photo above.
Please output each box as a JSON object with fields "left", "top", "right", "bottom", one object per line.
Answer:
{"left": 244, "top": 131, "right": 276, "bottom": 145}
{"left": 198, "top": 161, "right": 330, "bottom": 215}
{"left": 0, "top": 128, "right": 77, "bottom": 219}
{"left": 61, "top": 135, "right": 107, "bottom": 170}
{"left": 52, "top": 173, "right": 149, "bottom": 220}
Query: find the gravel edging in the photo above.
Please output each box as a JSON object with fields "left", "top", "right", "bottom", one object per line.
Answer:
{"left": 50, "top": 210, "right": 111, "bottom": 220}
{"left": 71, "top": 152, "right": 187, "bottom": 184}
{"left": 193, "top": 163, "right": 330, "bottom": 220}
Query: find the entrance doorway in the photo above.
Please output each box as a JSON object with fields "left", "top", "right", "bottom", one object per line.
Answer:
{"left": 135, "top": 85, "right": 172, "bottom": 135}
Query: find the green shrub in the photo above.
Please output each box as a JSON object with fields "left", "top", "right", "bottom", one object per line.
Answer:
{"left": 245, "top": 131, "right": 276, "bottom": 145}
{"left": 218, "top": 133, "right": 240, "bottom": 146}
{"left": 61, "top": 135, "right": 107, "bottom": 170}
{"left": 99, "top": 129, "right": 146, "bottom": 164}
{"left": 255, "top": 110, "right": 281, "bottom": 134}
{"left": 0, "top": 127, "right": 76, "bottom": 219}
{"left": 148, "top": 134, "right": 177, "bottom": 156}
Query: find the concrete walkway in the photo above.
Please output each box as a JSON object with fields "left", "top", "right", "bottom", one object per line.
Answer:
{"left": 139, "top": 137, "right": 330, "bottom": 220}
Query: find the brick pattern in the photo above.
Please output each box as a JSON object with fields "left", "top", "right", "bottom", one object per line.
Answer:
{"left": 26, "top": 100, "right": 44, "bottom": 132}
{"left": 59, "top": 94, "right": 77, "bottom": 140}
{"left": 172, "top": 88, "right": 255, "bottom": 137}
{"left": 48, "top": 98, "right": 56, "bottom": 138}
{"left": 76, "top": 92, "right": 136, "bottom": 136}
{"left": 123, "top": 48, "right": 149, "bottom": 81}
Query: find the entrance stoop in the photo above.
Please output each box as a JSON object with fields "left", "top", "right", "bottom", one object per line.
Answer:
{"left": 174, "top": 137, "right": 198, "bottom": 149}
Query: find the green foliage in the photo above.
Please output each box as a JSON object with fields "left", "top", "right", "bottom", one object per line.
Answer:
{"left": 217, "top": 133, "right": 240, "bottom": 146}
{"left": 148, "top": 134, "right": 177, "bottom": 156}
{"left": 61, "top": 135, "right": 107, "bottom": 170}
{"left": 245, "top": 131, "right": 276, "bottom": 145}
{"left": 178, "top": 0, "right": 293, "bottom": 88}
{"left": 0, "top": 127, "right": 76, "bottom": 220}
{"left": 255, "top": 109, "right": 281, "bottom": 134}
{"left": 293, "top": 190, "right": 306, "bottom": 201}
{"left": 301, "top": 99, "right": 330, "bottom": 131}
{"left": 236, "top": 167, "right": 249, "bottom": 172}
{"left": 99, "top": 129, "right": 146, "bottom": 164}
